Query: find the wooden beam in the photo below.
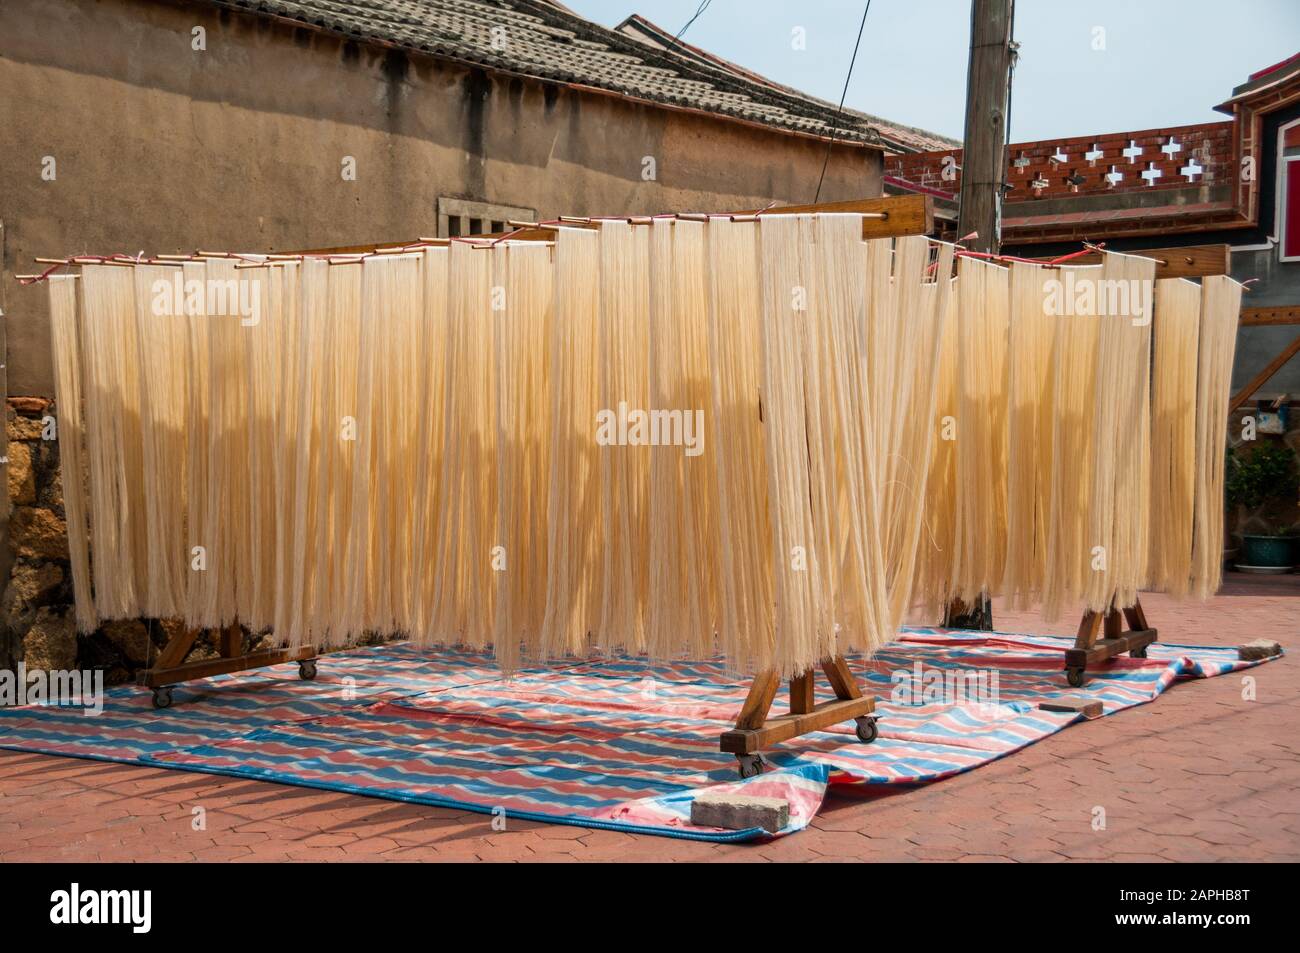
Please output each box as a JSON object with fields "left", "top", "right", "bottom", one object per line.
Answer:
{"left": 1074, "top": 610, "right": 1103, "bottom": 651}
{"left": 741, "top": 194, "right": 934, "bottom": 240}
{"left": 733, "top": 670, "right": 781, "bottom": 731}
{"left": 1064, "top": 629, "right": 1158, "bottom": 671}
{"left": 720, "top": 696, "right": 876, "bottom": 755}
{"left": 789, "top": 670, "right": 816, "bottom": 715}
{"left": 1241, "top": 305, "right": 1300, "bottom": 327}
{"left": 1029, "top": 243, "right": 1230, "bottom": 279}
{"left": 137, "top": 647, "right": 316, "bottom": 689}
{"left": 1104, "top": 610, "right": 1123, "bottom": 640}
{"left": 1228, "top": 330, "right": 1300, "bottom": 413}
{"left": 58, "top": 196, "right": 934, "bottom": 267}
{"left": 154, "top": 627, "right": 201, "bottom": 670}
{"left": 819, "top": 656, "right": 864, "bottom": 701}
{"left": 218, "top": 624, "right": 242, "bottom": 659}
{"left": 1122, "top": 599, "right": 1150, "bottom": 632}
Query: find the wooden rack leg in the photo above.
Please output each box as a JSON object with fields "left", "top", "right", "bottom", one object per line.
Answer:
{"left": 138, "top": 621, "right": 319, "bottom": 710}
{"left": 720, "top": 655, "right": 878, "bottom": 778}
{"left": 1064, "top": 598, "right": 1158, "bottom": 687}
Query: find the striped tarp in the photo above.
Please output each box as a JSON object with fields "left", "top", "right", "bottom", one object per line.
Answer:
{"left": 0, "top": 629, "right": 1278, "bottom": 842}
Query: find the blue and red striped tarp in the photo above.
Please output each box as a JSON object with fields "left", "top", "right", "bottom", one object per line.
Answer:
{"left": 0, "top": 628, "right": 1280, "bottom": 841}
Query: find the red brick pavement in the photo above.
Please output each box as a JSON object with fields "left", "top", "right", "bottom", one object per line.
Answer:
{"left": 1, "top": 575, "right": 1295, "bottom": 862}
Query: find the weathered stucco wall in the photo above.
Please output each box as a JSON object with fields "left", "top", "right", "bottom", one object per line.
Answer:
{"left": 1, "top": 0, "right": 882, "bottom": 397}
{"left": 0, "top": 0, "right": 882, "bottom": 681}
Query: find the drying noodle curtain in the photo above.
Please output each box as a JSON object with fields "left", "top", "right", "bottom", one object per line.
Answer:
{"left": 48, "top": 223, "right": 1241, "bottom": 676}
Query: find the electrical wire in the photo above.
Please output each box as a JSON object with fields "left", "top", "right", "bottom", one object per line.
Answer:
{"left": 664, "top": 0, "right": 713, "bottom": 54}
{"left": 814, "top": 0, "right": 872, "bottom": 204}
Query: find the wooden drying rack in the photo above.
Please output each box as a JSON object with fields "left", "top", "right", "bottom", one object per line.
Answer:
{"left": 139, "top": 623, "right": 317, "bottom": 709}
{"left": 722, "top": 658, "right": 878, "bottom": 778}
{"left": 34, "top": 197, "right": 1235, "bottom": 722}
{"left": 942, "top": 240, "right": 1232, "bottom": 689}
{"left": 1065, "top": 599, "right": 1157, "bottom": 688}
{"left": 713, "top": 193, "right": 934, "bottom": 774}
{"left": 715, "top": 226, "right": 1233, "bottom": 774}
{"left": 103, "top": 193, "right": 930, "bottom": 711}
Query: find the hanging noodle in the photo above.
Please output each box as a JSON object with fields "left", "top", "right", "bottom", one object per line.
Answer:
{"left": 950, "top": 257, "right": 1009, "bottom": 606}
{"left": 1191, "top": 275, "right": 1242, "bottom": 599}
{"left": 1002, "top": 261, "right": 1057, "bottom": 608}
{"left": 79, "top": 264, "right": 146, "bottom": 620}
{"left": 1084, "top": 252, "right": 1156, "bottom": 613}
{"left": 47, "top": 275, "right": 99, "bottom": 633}
{"left": 541, "top": 227, "right": 603, "bottom": 658}
{"left": 1147, "top": 278, "right": 1201, "bottom": 597}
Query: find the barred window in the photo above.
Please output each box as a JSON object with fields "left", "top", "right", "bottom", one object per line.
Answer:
{"left": 437, "top": 197, "right": 536, "bottom": 238}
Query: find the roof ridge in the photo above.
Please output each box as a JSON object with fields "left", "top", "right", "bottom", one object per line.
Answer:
{"left": 507, "top": 0, "right": 884, "bottom": 141}
{"left": 615, "top": 12, "right": 959, "bottom": 152}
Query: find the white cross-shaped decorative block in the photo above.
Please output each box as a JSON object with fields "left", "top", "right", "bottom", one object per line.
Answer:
{"left": 1122, "top": 140, "right": 1143, "bottom": 163}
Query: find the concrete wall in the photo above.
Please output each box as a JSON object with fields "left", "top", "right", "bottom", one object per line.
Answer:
{"left": 0, "top": 0, "right": 883, "bottom": 397}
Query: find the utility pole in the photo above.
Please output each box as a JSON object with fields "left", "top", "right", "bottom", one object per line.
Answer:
{"left": 956, "top": 0, "right": 1016, "bottom": 256}
{"left": 946, "top": 0, "right": 1016, "bottom": 631}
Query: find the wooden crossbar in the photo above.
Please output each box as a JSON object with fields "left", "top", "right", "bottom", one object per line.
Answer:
{"left": 138, "top": 622, "right": 318, "bottom": 708}
{"left": 1229, "top": 330, "right": 1300, "bottom": 412}
{"left": 1064, "top": 597, "right": 1157, "bottom": 687}
{"left": 720, "top": 657, "right": 878, "bottom": 775}
{"left": 1029, "top": 243, "right": 1230, "bottom": 280}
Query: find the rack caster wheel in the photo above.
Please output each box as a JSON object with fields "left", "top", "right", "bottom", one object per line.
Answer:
{"left": 151, "top": 686, "right": 173, "bottom": 710}
{"left": 854, "top": 715, "right": 879, "bottom": 744}
{"left": 1130, "top": 646, "right": 1148, "bottom": 659}
{"left": 298, "top": 659, "right": 318, "bottom": 681}
{"left": 736, "top": 753, "right": 766, "bottom": 779}
{"left": 1066, "top": 667, "right": 1085, "bottom": 688}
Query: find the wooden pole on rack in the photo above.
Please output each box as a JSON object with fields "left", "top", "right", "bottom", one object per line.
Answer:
{"left": 946, "top": 0, "right": 1016, "bottom": 631}
{"left": 956, "top": 0, "right": 1015, "bottom": 256}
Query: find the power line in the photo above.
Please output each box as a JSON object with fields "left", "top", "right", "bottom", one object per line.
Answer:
{"left": 664, "top": 0, "right": 714, "bottom": 54}
{"left": 814, "top": 0, "right": 872, "bottom": 204}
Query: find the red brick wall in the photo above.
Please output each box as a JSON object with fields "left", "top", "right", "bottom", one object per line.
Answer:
{"left": 886, "top": 121, "right": 1234, "bottom": 202}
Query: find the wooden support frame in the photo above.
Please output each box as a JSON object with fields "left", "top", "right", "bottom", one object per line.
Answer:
{"left": 1240, "top": 305, "right": 1300, "bottom": 327}
{"left": 1029, "top": 243, "right": 1231, "bottom": 280}
{"left": 137, "top": 622, "right": 318, "bottom": 709}
{"left": 264, "top": 194, "right": 935, "bottom": 256}
{"left": 1063, "top": 597, "right": 1157, "bottom": 687}
{"left": 720, "top": 656, "right": 878, "bottom": 777}
{"left": 1229, "top": 329, "right": 1300, "bottom": 413}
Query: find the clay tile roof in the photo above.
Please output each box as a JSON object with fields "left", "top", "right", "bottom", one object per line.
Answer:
{"left": 210, "top": 0, "right": 956, "bottom": 152}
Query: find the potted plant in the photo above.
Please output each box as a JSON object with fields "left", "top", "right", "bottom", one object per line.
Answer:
{"left": 1225, "top": 441, "right": 1300, "bottom": 571}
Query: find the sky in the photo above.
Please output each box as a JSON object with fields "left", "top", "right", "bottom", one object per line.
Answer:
{"left": 562, "top": 0, "right": 1300, "bottom": 143}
